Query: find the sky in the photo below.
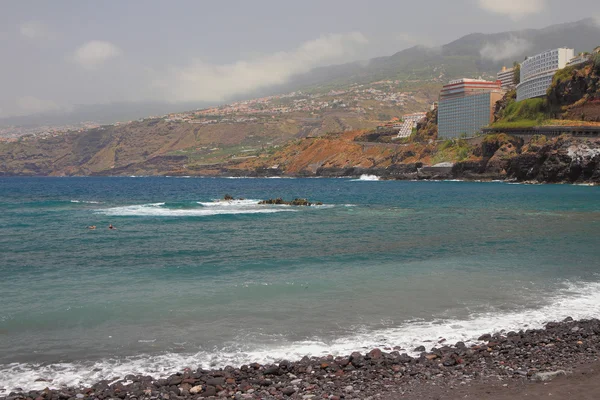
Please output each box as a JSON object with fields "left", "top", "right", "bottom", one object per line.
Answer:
{"left": 0, "top": 0, "right": 598, "bottom": 118}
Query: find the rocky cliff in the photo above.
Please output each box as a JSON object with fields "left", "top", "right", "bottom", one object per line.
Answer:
{"left": 547, "top": 55, "right": 600, "bottom": 121}
{"left": 231, "top": 130, "right": 600, "bottom": 184}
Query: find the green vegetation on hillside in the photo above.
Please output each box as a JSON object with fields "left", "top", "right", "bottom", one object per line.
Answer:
{"left": 492, "top": 97, "right": 549, "bottom": 128}
{"left": 431, "top": 138, "right": 471, "bottom": 164}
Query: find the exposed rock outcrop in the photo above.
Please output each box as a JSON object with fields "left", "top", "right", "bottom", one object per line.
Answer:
{"left": 258, "top": 198, "right": 322, "bottom": 206}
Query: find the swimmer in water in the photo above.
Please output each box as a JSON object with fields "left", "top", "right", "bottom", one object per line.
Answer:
{"left": 88, "top": 225, "right": 96, "bottom": 230}
{"left": 108, "top": 224, "right": 116, "bottom": 230}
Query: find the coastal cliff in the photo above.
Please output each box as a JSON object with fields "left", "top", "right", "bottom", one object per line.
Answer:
{"left": 229, "top": 130, "right": 600, "bottom": 184}
{"left": 1, "top": 52, "right": 599, "bottom": 183}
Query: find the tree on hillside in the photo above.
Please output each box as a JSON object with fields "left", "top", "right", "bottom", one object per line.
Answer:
{"left": 513, "top": 62, "right": 521, "bottom": 85}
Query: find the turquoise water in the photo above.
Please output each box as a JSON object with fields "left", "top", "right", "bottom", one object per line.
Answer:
{"left": 1, "top": 177, "right": 600, "bottom": 391}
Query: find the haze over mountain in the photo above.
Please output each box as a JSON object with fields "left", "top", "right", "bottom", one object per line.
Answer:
{"left": 1, "top": 15, "right": 598, "bottom": 128}
{"left": 269, "top": 18, "right": 600, "bottom": 93}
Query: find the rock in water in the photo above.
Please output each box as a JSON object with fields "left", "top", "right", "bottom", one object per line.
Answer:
{"left": 258, "top": 197, "right": 318, "bottom": 206}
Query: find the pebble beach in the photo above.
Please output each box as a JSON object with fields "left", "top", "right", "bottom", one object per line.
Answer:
{"left": 3, "top": 317, "right": 599, "bottom": 400}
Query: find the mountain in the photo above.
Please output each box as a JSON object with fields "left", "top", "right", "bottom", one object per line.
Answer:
{"left": 270, "top": 18, "right": 600, "bottom": 92}
{"left": 4, "top": 19, "right": 598, "bottom": 129}
{"left": 1, "top": 19, "right": 599, "bottom": 177}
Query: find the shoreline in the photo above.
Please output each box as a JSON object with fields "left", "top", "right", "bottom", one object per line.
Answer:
{"left": 3, "top": 317, "right": 599, "bottom": 399}
{"left": 1, "top": 174, "right": 599, "bottom": 186}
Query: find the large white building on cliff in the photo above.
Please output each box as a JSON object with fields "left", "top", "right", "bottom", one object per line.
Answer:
{"left": 516, "top": 48, "right": 575, "bottom": 102}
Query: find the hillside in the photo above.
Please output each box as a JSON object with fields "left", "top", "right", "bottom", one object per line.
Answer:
{"left": 0, "top": 110, "right": 389, "bottom": 176}
{"left": 274, "top": 18, "right": 600, "bottom": 93}
{"left": 224, "top": 130, "right": 600, "bottom": 184}
{"left": 2, "top": 18, "right": 598, "bottom": 130}
{"left": 491, "top": 53, "right": 600, "bottom": 128}
{"left": 1, "top": 19, "right": 599, "bottom": 178}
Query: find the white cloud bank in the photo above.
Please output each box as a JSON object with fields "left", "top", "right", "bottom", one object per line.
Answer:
{"left": 155, "top": 32, "right": 368, "bottom": 103}
{"left": 480, "top": 37, "right": 533, "bottom": 62}
{"left": 477, "top": 0, "right": 547, "bottom": 20}
{"left": 73, "top": 40, "right": 121, "bottom": 69}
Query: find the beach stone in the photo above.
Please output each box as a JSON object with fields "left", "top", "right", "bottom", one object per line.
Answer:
{"left": 205, "top": 377, "right": 225, "bottom": 386}
{"left": 368, "top": 348, "right": 383, "bottom": 359}
{"left": 349, "top": 352, "right": 364, "bottom": 368}
{"left": 264, "top": 365, "right": 281, "bottom": 375}
{"left": 281, "top": 387, "right": 295, "bottom": 396}
{"left": 189, "top": 385, "right": 202, "bottom": 394}
{"left": 201, "top": 386, "right": 217, "bottom": 397}
{"left": 279, "top": 360, "right": 291, "bottom": 369}
{"left": 414, "top": 346, "right": 426, "bottom": 352}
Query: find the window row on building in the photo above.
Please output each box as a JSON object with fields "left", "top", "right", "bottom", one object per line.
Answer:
{"left": 516, "top": 48, "right": 574, "bottom": 102}
{"left": 438, "top": 92, "right": 498, "bottom": 138}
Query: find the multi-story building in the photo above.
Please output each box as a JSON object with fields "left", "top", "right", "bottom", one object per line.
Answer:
{"left": 566, "top": 53, "right": 592, "bottom": 67}
{"left": 437, "top": 79, "right": 505, "bottom": 138}
{"left": 516, "top": 48, "right": 575, "bottom": 102}
{"left": 396, "top": 112, "right": 427, "bottom": 138}
{"left": 497, "top": 66, "right": 516, "bottom": 90}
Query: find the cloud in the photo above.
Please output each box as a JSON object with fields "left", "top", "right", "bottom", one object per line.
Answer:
{"left": 73, "top": 40, "right": 121, "bottom": 69}
{"left": 477, "top": 0, "right": 547, "bottom": 20}
{"left": 480, "top": 37, "right": 533, "bottom": 62}
{"left": 16, "top": 96, "right": 61, "bottom": 115}
{"left": 19, "top": 21, "right": 52, "bottom": 40}
{"left": 154, "top": 32, "right": 368, "bottom": 103}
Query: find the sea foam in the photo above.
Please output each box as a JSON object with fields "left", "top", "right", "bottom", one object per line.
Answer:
{"left": 2, "top": 279, "right": 600, "bottom": 393}
{"left": 94, "top": 200, "right": 297, "bottom": 217}
{"left": 350, "top": 175, "right": 380, "bottom": 181}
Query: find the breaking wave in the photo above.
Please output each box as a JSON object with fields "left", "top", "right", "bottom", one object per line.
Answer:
{"left": 92, "top": 198, "right": 340, "bottom": 217}
{"left": 3, "top": 280, "right": 600, "bottom": 393}
{"left": 350, "top": 175, "right": 380, "bottom": 181}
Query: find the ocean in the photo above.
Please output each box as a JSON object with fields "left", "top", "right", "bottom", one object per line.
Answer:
{"left": 1, "top": 176, "right": 599, "bottom": 393}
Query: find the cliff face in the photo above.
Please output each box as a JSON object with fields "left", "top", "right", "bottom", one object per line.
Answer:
{"left": 453, "top": 135, "right": 600, "bottom": 183}
{"left": 233, "top": 129, "right": 600, "bottom": 184}
{"left": 232, "top": 130, "right": 437, "bottom": 177}
{"left": 547, "top": 57, "right": 600, "bottom": 121}
{"left": 413, "top": 108, "right": 438, "bottom": 142}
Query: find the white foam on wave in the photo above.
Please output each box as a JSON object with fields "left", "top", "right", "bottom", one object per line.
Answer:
{"left": 350, "top": 175, "right": 380, "bottom": 182}
{"left": 94, "top": 201, "right": 296, "bottom": 217}
{"left": 70, "top": 200, "right": 101, "bottom": 204}
{"left": 197, "top": 199, "right": 262, "bottom": 207}
{"left": 2, "top": 280, "right": 600, "bottom": 393}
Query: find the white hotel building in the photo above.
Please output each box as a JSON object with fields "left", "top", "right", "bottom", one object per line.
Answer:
{"left": 516, "top": 48, "right": 575, "bottom": 102}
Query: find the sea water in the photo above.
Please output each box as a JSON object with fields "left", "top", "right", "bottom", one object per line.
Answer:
{"left": 1, "top": 177, "right": 599, "bottom": 392}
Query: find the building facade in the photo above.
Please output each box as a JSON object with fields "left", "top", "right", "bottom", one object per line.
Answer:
{"left": 566, "top": 53, "right": 592, "bottom": 67}
{"left": 396, "top": 112, "right": 427, "bottom": 138}
{"left": 438, "top": 79, "right": 504, "bottom": 138}
{"left": 497, "top": 66, "right": 516, "bottom": 90}
{"left": 516, "top": 48, "right": 575, "bottom": 102}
